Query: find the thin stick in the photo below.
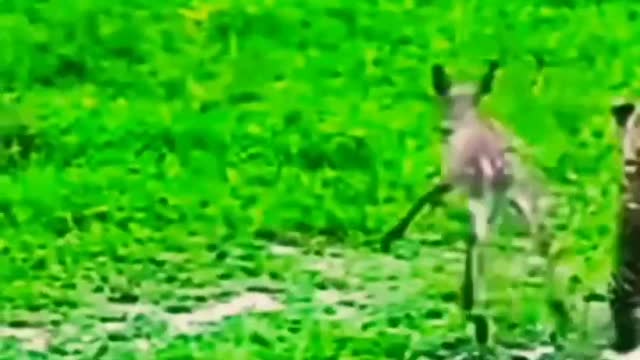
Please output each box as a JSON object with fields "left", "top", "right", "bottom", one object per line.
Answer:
{"left": 380, "top": 181, "right": 452, "bottom": 252}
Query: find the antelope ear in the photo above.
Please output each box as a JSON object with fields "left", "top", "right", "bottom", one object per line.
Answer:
{"left": 431, "top": 63, "right": 451, "bottom": 97}
{"left": 611, "top": 102, "right": 636, "bottom": 128}
{"left": 475, "top": 59, "right": 500, "bottom": 102}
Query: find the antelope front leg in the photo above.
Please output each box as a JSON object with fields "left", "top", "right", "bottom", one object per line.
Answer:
{"left": 464, "top": 197, "right": 494, "bottom": 345}
{"left": 466, "top": 196, "right": 500, "bottom": 306}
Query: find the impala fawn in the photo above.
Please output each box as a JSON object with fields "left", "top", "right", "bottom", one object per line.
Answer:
{"left": 381, "top": 61, "right": 559, "bottom": 344}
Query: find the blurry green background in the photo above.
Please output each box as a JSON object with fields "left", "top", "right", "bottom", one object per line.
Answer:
{"left": 0, "top": 0, "right": 635, "bottom": 358}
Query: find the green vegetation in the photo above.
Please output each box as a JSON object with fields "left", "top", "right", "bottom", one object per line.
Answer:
{"left": 0, "top": 0, "right": 635, "bottom": 358}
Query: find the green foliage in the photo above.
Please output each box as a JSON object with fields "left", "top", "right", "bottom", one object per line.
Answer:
{"left": 0, "top": 0, "right": 636, "bottom": 358}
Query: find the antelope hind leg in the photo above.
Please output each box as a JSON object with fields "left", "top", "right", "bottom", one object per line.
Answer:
{"left": 509, "top": 193, "right": 571, "bottom": 339}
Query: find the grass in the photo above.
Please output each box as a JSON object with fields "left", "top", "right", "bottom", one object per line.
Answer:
{"left": 0, "top": 0, "right": 636, "bottom": 358}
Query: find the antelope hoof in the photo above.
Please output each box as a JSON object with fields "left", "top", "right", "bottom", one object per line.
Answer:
{"left": 470, "top": 313, "right": 490, "bottom": 346}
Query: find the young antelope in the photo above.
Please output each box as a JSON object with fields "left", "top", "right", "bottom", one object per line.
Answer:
{"left": 381, "top": 61, "right": 558, "bottom": 343}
